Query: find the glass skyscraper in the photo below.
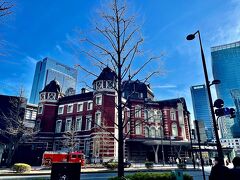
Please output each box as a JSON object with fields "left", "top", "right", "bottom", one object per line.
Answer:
{"left": 211, "top": 41, "right": 240, "bottom": 138}
{"left": 211, "top": 41, "right": 240, "bottom": 107}
{"left": 190, "top": 85, "right": 213, "bottom": 140}
{"left": 29, "top": 57, "right": 78, "bottom": 104}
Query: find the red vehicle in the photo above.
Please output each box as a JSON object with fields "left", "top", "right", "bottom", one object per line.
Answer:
{"left": 42, "top": 151, "right": 85, "bottom": 167}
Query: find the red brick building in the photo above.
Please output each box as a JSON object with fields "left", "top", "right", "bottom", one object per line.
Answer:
{"left": 34, "top": 67, "right": 190, "bottom": 163}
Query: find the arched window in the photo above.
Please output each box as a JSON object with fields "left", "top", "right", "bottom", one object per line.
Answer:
{"left": 135, "top": 121, "right": 142, "bottom": 135}
{"left": 150, "top": 127, "right": 156, "bottom": 138}
{"left": 135, "top": 106, "right": 141, "bottom": 118}
{"left": 156, "top": 127, "right": 163, "bottom": 138}
{"left": 172, "top": 123, "right": 178, "bottom": 137}
{"left": 145, "top": 127, "right": 149, "bottom": 137}
{"left": 154, "top": 110, "right": 162, "bottom": 123}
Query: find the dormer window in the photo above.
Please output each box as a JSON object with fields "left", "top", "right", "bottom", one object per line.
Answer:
{"left": 40, "top": 93, "right": 46, "bottom": 101}
{"left": 107, "top": 81, "right": 113, "bottom": 89}
{"left": 48, "top": 92, "right": 56, "bottom": 100}
{"left": 96, "top": 81, "right": 103, "bottom": 90}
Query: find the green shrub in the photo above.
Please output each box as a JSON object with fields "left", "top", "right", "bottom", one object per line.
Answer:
{"left": 12, "top": 163, "right": 31, "bottom": 173}
{"left": 183, "top": 174, "right": 193, "bottom": 180}
{"left": 145, "top": 162, "right": 154, "bottom": 169}
{"left": 109, "top": 172, "right": 193, "bottom": 180}
{"left": 106, "top": 162, "right": 118, "bottom": 170}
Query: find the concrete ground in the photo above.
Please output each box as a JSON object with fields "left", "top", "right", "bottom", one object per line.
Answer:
{"left": 0, "top": 163, "right": 205, "bottom": 176}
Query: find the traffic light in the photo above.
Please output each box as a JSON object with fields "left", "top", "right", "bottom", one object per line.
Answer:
{"left": 215, "top": 108, "right": 225, "bottom": 116}
{"left": 215, "top": 107, "right": 236, "bottom": 118}
{"left": 229, "top": 108, "right": 236, "bottom": 118}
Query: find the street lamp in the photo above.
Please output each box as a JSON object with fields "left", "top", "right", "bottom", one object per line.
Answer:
{"left": 186, "top": 30, "right": 224, "bottom": 165}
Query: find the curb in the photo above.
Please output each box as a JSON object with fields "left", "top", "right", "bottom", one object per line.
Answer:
{"left": 0, "top": 168, "right": 201, "bottom": 176}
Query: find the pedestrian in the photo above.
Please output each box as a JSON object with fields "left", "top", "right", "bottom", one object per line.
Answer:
{"left": 176, "top": 158, "right": 179, "bottom": 164}
{"left": 209, "top": 157, "right": 229, "bottom": 180}
{"left": 209, "top": 158, "right": 213, "bottom": 166}
{"left": 196, "top": 158, "right": 200, "bottom": 168}
{"left": 229, "top": 156, "right": 240, "bottom": 180}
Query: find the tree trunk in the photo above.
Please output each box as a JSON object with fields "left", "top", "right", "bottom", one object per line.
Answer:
{"left": 152, "top": 145, "right": 159, "bottom": 164}
{"left": 6, "top": 143, "right": 18, "bottom": 167}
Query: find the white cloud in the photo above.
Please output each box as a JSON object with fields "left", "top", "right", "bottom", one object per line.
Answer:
{"left": 152, "top": 84, "right": 177, "bottom": 89}
{"left": 25, "top": 56, "right": 37, "bottom": 64}
{"left": 56, "top": 44, "right": 63, "bottom": 53}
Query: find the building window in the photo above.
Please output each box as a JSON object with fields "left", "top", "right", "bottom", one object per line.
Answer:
{"left": 170, "top": 111, "right": 176, "bottom": 120}
{"left": 58, "top": 105, "right": 64, "bottom": 114}
{"left": 125, "top": 108, "right": 130, "bottom": 118}
{"left": 77, "top": 102, "right": 83, "bottom": 112}
{"left": 144, "top": 109, "right": 148, "bottom": 120}
{"left": 75, "top": 116, "right": 82, "bottom": 131}
{"left": 135, "top": 106, "right": 141, "bottom": 118}
{"left": 55, "top": 120, "right": 62, "bottom": 133}
{"left": 155, "top": 110, "right": 162, "bottom": 123}
{"left": 145, "top": 127, "right": 149, "bottom": 137}
{"left": 135, "top": 121, "right": 142, "bottom": 135}
{"left": 172, "top": 123, "right": 178, "bottom": 137}
{"left": 95, "top": 95, "right": 102, "bottom": 105}
{"left": 86, "top": 116, "right": 92, "bottom": 130}
{"left": 150, "top": 127, "right": 156, "bottom": 138}
{"left": 48, "top": 92, "right": 56, "bottom": 100}
{"left": 127, "top": 122, "right": 130, "bottom": 133}
{"left": 87, "top": 101, "right": 93, "bottom": 110}
{"left": 38, "top": 104, "right": 43, "bottom": 114}
{"left": 107, "top": 81, "right": 113, "bottom": 89}
{"left": 157, "top": 127, "right": 164, "bottom": 137}
{"left": 67, "top": 104, "right": 73, "bottom": 113}
{"left": 149, "top": 110, "right": 154, "bottom": 122}
{"left": 95, "top": 111, "right": 101, "bottom": 126}
{"left": 96, "top": 81, "right": 103, "bottom": 90}
{"left": 65, "top": 118, "right": 72, "bottom": 132}
{"left": 31, "top": 111, "right": 37, "bottom": 120}
{"left": 40, "top": 93, "right": 46, "bottom": 101}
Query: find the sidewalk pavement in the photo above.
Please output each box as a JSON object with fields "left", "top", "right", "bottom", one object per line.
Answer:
{"left": 0, "top": 164, "right": 201, "bottom": 176}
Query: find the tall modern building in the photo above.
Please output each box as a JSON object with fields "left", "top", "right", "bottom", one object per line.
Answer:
{"left": 211, "top": 41, "right": 240, "bottom": 138}
{"left": 29, "top": 57, "right": 78, "bottom": 104}
{"left": 190, "top": 85, "right": 213, "bottom": 140}
{"left": 211, "top": 41, "right": 240, "bottom": 107}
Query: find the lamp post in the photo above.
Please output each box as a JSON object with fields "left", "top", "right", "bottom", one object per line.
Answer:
{"left": 186, "top": 31, "right": 224, "bottom": 165}
{"left": 195, "top": 120, "right": 206, "bottom": 180}
{"left": 187, "top": 111, "right": 195, "bottom": 169}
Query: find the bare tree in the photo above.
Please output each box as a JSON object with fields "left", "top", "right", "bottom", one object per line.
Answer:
{"left": 73, "top": 0, "right": 162, "bottom": 177}
{"left": 0, "top": 89, "right": 37, "bottom": 167}
{"left": 0, "top": 0, "right": 13, "bottom": 17}
{"left": 62, "top": 125, "right": 78, "bottom": 153}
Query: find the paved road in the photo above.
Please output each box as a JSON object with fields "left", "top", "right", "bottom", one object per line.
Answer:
{"left": 0, "top": 169, "right": 211, "bottom": 180}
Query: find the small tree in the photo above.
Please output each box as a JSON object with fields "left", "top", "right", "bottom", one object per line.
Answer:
{"left": 0, "top": 90, "right": 37, "bottom": 167}
{"left": 73, "top": 0, "right": 162, "bottom": 177}
{"left": 62, "top": 125, "right": 78, "bottom": 153}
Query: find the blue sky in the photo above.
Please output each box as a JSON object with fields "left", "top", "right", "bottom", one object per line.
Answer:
{"left": 0, "top": 0, "right": 240, "bottom": 119}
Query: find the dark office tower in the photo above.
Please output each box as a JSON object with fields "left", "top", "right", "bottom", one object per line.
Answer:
{"left": 190, "top": 85, "right": 213, "bottom": 140}
{"left": 211, "top": 41, "right": 240, "bottom": 138}
{"left": 29, "top": 57, "right": 77, "bottom": 104}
